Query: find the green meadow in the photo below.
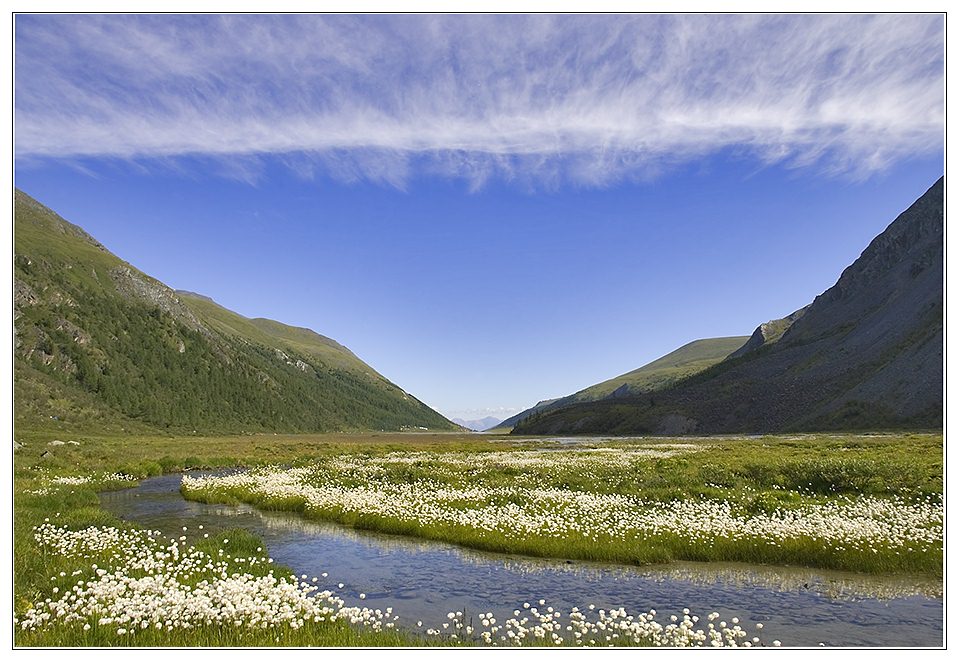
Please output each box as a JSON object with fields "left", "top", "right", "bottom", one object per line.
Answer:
{"left": 14, "top": 431, "right": 942, "bottom": 647}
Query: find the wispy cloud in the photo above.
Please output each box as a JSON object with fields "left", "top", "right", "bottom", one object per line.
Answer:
{"left": 15, "top": 14, "right": 944, "bottom": 187}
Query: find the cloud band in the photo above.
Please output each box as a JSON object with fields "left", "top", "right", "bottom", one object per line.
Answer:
{"left": 15, "top": 14, "right": 945, "bottom": 186}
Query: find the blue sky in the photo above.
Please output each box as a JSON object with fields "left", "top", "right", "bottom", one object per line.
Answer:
{"left": 14, "top": 14, "right": 945, "bottom": 422}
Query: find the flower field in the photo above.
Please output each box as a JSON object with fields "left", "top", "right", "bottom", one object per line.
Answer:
{"left": 16, "top": 519, "right": 768, "bottom": 647}
{"left": 182, "top": 442, "right": 943, "bottom": 573}
{"left": 13, "top": 431, "right": 942, "bottom": 646}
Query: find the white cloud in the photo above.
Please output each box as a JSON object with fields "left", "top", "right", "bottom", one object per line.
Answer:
{"left": 14, "top": 14, "right": 944, "bottom": 187}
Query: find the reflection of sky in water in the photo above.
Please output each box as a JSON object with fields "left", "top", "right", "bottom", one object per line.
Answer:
{"left": 99, "top": 474, "right": 943, "bottom": 647}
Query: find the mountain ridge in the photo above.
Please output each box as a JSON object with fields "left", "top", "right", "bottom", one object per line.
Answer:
{"left": 14, "top": 189, "right": 457, "bottom": 435}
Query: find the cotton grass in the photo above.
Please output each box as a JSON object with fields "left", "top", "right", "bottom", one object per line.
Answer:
{"left": 17, "top": 521, "right": 768, "bottom": 647}
{"left": 182, "top": 447, "right": 942, "bottom": 571}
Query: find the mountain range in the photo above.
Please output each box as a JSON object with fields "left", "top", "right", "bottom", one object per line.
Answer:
{"left": 451, "top": 416, "right": 503, "bottom": 431}
{"left": 14, "top": 190, "right": 458, "bottom": 435}
{"left": 14, "top": 177, "right": 943, "bottom": 438}
{"left": 515, "top": 177, "right": 944, "bottom": 435}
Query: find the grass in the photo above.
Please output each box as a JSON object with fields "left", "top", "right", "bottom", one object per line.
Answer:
{"left": 13, "top": 431, "right": 491, "bottom": 647}
{"left": 571, "top": 336, "right": 751, "bottom": 401}
{"left": 183, "top": 432, "right": 941, "bottom": 574}
{"left": 15, "top": 620, "right": 422, "bottom": 648}
{"left": 13, "top": 430, "right": 943, "bottom": 647}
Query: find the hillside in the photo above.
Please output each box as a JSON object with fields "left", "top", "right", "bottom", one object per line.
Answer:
{"left": 516, "top": 178, "right": 944, "bottom": 435}
{"left": 568, "top": 337, "right": 750, "bottom": 401}
{"left": 13, "top": 190, "right": 457, "bottom": 435}
{"left": 492, "top": 337, "right": 747, "bottom": 431}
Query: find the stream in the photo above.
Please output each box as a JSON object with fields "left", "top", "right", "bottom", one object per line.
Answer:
{"left": 99, "top": 473, "right": 943, "bottom": 647}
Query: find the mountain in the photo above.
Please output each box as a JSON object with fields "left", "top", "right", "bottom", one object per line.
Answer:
{"left": 13, "top": 190, "right": 458, "bottom": 435}
{"left": 492, "top": 399, "right": 563, "bottom": 432}
{"left": 451, "top": 416, "right": 502, "bottom": 431}
{"left": 493, "top": 337, "right": 748, "bottom": 431}
{"left": 516, "top": 177, "right": 944, "bottom": 435}
{"left": 567, "top": 337, "right": 751, "bottom": 401}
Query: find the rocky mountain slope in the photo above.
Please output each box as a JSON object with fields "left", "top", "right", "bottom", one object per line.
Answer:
{"left": 14, "top": 190, "right": 457, "bottom": 435}
{"left": 516, "top": 177, "right": 944, "bottom": 435}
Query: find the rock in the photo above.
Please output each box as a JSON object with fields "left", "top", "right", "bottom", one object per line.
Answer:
{"left": 110, "top": 266, "right": 206, "bottom": 334}
{"left": 14, "top": 278, "right": 39, "bottom": 309}
{"left": 48, "top": 439, "right": 65, "bottom": 446}
{"left": 55, "top": 317, "right": 92, "bottom": 345}
{"left": 295, "top": 359, "right": 312, "bottom": 372}
{"left": 728, "top": 306, "right": 809, "bottom": 359}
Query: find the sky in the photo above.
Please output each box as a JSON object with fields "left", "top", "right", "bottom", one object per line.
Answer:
{"left": 13, "top": 13, "right": 945, "bottom": 422}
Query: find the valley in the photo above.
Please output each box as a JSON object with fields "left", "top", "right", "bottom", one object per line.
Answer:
{"left": 12, "top": 178, "right": 945, "bottom": 648}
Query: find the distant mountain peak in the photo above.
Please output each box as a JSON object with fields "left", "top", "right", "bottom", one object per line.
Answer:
{"left": 452, "top": 416, "right": 503, "bottom": 432}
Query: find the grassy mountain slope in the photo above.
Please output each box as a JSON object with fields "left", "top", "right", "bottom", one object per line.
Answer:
{"left": 175, "top": 291, "right": 372, "bottom": 374}
{"left": 492, "top": 337, "right": 747, "bottom": 432}
{"left": 569, "top": 337, "right": 750, "bottom": 401}
{"left": 14, "top": 190, "right": 456, "bottom": 435}
{"left": 516, "top": 178, "right": 944, "bottom": 436}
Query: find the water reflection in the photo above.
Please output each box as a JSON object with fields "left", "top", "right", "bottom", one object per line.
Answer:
{"left": 244, "top": 508, "right": 940, "bottom": 603}
{"left": 99, "top": 474, "right": 943, "bottom": 647}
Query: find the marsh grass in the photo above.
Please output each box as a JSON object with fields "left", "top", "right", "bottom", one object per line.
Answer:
{"left": 181, "top": 433, "right": 943, "bottom": 575}
{"left": 12, "top": 432, "right": 521, "bottom": 647}
{"left": 13, "top": 431, "right": 943, "bottom": 646}
{"left": 15, "top": 619, "right": 423, "bottom": 648}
